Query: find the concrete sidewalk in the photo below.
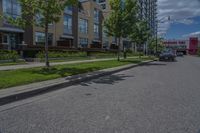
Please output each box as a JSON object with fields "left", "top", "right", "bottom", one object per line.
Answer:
{"left": 0, "top": 57, "right": 139, "bottom": 71}
{"left": 0, "top": 60, "right": 153, "bottom": 106}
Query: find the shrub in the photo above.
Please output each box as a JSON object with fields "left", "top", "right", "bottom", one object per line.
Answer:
{"left": 36, "top": 51, "right": 87, "bottom": 60}
{"left": 127, "top": 51, "right": 144, "bottom": 56}
{"left": 0, "top": 50, "right": 19, "bottom": 62}
{"left": 90, "top": 52, "right": 117, "bottom": 57}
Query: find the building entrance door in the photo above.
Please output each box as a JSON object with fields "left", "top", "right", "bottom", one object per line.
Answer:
{"left": 9, "top": 33, "right": 17, "bottom": 50}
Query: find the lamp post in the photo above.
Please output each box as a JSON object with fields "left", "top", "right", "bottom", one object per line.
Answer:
{"left": 155, "top": 16, "right": 170, "bottom": 55}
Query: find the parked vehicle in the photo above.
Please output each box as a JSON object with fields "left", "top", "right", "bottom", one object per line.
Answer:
{"left": 159, "top": 50, "right": 176, "bottom": 61}
{"left": 177, "top": 52, "right": 184, "bottom": 56}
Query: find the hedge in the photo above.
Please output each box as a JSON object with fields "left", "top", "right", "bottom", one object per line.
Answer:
{"left": 0, "top": 50, "right": 19, "bottom": 62}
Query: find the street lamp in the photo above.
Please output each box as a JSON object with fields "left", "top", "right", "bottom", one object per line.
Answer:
{"left": 155, "top": 16, "right": 170, "bottom": 54}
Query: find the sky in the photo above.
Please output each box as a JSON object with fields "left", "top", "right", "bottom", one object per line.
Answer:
{"left": 157, "top": 0, "right": 200, "bottom": 39}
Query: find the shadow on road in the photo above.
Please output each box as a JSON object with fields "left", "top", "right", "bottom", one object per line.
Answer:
{"left": 80, "top": 74, "right": 134, "bottom": 86}
{"left": 141, "top": 62, "right": 167, "bottom": 66}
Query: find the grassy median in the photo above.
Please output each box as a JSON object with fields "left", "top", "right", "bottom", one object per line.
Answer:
{"left": 0, "top": 57, "right": 154, "bottom": 89}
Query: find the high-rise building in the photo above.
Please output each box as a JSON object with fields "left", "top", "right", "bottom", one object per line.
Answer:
{"left": 138, "top": 0, "right": 157, "bottom": 37}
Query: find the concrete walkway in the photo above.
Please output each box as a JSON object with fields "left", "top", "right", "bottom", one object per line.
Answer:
{"left": 0, "top": 57, "right": 139, "bottom": 71}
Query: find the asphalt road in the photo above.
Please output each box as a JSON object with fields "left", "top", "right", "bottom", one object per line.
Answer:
{"left": 0, "top": 56, "right": 200, "bottom": 133}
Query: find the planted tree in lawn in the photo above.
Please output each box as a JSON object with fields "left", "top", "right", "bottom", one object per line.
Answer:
{"left": 129, "top": 20, "right": 151, "bottom": 57}
{"left": 104, "top": 0, "right": 125, "bottom": 61}
{"left": 149, "top": 37, "right": 165, "bottom": 54}
{"left": 3, "top": 0, "right": 77, "bottom": 68}
{"left": 122, "top": 0, "right": 138, "bottom": 58}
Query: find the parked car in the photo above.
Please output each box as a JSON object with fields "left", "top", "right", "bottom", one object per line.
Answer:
{"left": 177, "top": 52, "right": 184, "bottom": 56}
{"left": 159, "top": 50, "right": 176, "bottom": 61}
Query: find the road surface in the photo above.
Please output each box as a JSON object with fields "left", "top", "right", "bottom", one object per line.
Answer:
{"left": 0, "top": 56, "right": 200, "bottom": 133}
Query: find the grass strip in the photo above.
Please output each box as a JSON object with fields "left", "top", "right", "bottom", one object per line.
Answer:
{"left": 0, "top": 57, "right": 153, "bottom": 89}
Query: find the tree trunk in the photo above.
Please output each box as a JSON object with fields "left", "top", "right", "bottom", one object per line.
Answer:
{"left": 139, "top": 44, "right": 142, "bottom": 59}
{"left": 123, "top": 42, "right": 126, "bottom": 59}
{"left": 117, "top": 37, "right": 121, "bottom": 61}
{"left": 45, "top": 23, "right": 50, "bottom": 68}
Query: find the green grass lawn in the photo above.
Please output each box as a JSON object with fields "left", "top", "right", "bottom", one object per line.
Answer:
{"left": 48, "top": 56, "right": 118, "bottom": 63}
{"left": 0, "top": 57, "right": 153, "bottom": 89}
{"left": 0, "top": 61, "right": 27, "bottom": 66}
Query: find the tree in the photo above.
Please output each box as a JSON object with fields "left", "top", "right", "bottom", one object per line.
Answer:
{"left": 104, "top": 0, "right": 125, "bottom": 61}
{"left": 149, "top": 37, "right": 164, "bottom": 54}
{"left": 104, "top": 0, "right": 138, "bottom": 61}
{"left": 3, "top": 0, "right": 77, "bottom": 68}
{"left": 129, "top": 20, "right": 151, "bottom": 57}
{"left": 122, "top": 0, "right": 138, "bottom": 59}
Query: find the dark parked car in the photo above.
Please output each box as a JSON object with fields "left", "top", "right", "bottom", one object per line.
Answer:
{"left": 177, "top": 52, "right": 184, "bottom": 56}
{"left": 159, "top": 50, "right": 176, "bottom": 61}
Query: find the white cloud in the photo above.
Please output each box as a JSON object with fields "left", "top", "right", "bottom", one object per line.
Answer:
{"left": 157, "top": 0, "right": 200, "bottom": 36}
{"left": 182, "top": 31, "right": 200, "bottom": 38}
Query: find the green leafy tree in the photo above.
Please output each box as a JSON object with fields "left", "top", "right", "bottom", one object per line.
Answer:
{"left": 148, "top": 37, "right": 157, "bottom": 53}
{"left": 129, "top": 20, "right": 151, "bottom": 57}
{"left": 149, "top": 37, "right": 164, "bottom": 54}
{"left": 122, "top": 0, "right": 138, "bottom": 59}
{"left": 3, "top": 0, "right": 77, "bottom": 67}
{"left": 104, "top": 0, "right": 125, "bottom": 61}
{"left": 104, "top": 0, "right": 138, "bottom": 60}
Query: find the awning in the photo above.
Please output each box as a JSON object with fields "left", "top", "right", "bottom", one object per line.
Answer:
{"left": 0, "top": 27, "right": 24, "bottom": 33}
{"left": 60, "top": 35, "right": 74, "bottom": 39}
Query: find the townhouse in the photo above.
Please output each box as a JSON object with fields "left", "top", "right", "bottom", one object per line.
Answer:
{"left": 0, "top": 0, "right": 103, "bottom": 53}
{"left": 0, "top": 0, "right": 158, "bottom": 54}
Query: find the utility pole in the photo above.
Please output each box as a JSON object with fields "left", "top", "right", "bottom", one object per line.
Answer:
{"left": 156, "top": 16, "right": 170, "bottom": 55}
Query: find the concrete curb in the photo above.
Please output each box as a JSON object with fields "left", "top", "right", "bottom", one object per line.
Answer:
{"left": 0, "top": 60, "right": 154, "bottom": 106}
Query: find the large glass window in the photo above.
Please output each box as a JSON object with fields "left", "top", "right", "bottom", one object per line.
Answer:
{"left": 79, "top": 19, "right": 88, "bottom": 34}
{"left": 35, "top": 32, "right": 53, "bottom": 45}
{"left": 3, "top": 0, "right": 21, "bottom": 18}
{"left": 64, "top": 6, "right": 73, "bottom": 14}
{"left": 79, "top": 38, "right": 88, "bottom": 48}
{"left": 94, "top": 9, "right": 99, "bottom": 22}
{"left": 94, "top": 24, "right": 99, "bottom": 38}
{"left": 64, "top": 15, "right": 72, "bottom": 34}
{"left": 35, "top": 32, "right": 45, "bottom": 44}
{"left": 2, "top": 34, "right": 9, "bottom": 44}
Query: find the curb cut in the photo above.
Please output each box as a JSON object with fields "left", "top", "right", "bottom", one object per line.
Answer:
{"left": 0, "top": 60, "right": 154, "bottom": 106}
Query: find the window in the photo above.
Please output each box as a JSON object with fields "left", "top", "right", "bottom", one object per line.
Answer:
{"left": 35, "top": 13, "right": 43, "bottom": 25}
{"left": 64, "top": 6, "right": 73, "bottom": 14}
{"left": 35, "top": 32, "right": 45, "bottom": 44}
{"left": 99, "top": 0, "right": 106, "bottom": 3}
{"left": 79, "top": 19, "right": 88, "bottom": 34}
{"left": 79, "top": 38, "right": 88, "bottom": 48}
{"left": 3, "top": 0, "right": 21, "bottom": 18}
{"left": 94, "top": 9, "right": 99, "bottom": 22}
{"left": 35, "top": 32, "right": 53, "bottom": 45}
{"left": 94, "top": 24, "right": 99, "bottom": 38}
{"left": 64, "top": 15, "right": 72, "bottom": 34}
{"left": 101, "top": 4, "right": 106, "bottom": 10}
{"left": 35, "top": 13, "right": 53, "bottom": 26}
{"left": 2, "top": 34, "right": 8, "bottom": 44}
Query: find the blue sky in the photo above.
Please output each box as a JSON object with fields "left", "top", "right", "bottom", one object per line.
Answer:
{"left": 157, "top": 0, "right": 200, "bottom": 39}
{"left": 165, "top": 17, "right": 200, "bottom": 39}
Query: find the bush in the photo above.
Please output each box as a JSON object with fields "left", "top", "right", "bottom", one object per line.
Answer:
{"left": 0, "top": 50, "right": 19, "bottom": 62}
{"left": 90, "top": 52, "right": 117, "bottom": 57}
{"left": 127, "top": 51, "right": 144, "bottom": 56}
{"left": 36, "top": 51, "right": 87, "bottom": 60}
